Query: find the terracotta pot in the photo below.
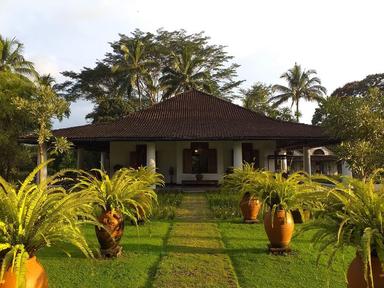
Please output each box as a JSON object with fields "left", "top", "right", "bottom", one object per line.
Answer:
{"left": 347, "top": 254, "right": 384, "bottom": 288}
{"left": 1, "top": 256, "right": 48, "bottom": 288}
{"left": 239, "top": 194, "right": 262, "bottom": 223}
{"left": 95, "top": 209, "right": 125, "bottom": 258}
{"left": 263, "top": 209, "right": 294, "bottom": 248}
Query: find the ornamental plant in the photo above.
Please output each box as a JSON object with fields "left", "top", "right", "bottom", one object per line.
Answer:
{"left": 0, "top": 162, "right": 98, "bottom": 288}
{"left": 72, "top": 167, "right": 163, "bottom": 257}
{"left": 300, "top": 171, "right": 384, "bottom": 287}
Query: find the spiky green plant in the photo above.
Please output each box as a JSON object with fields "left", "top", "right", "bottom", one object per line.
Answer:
{"left": 256, "top": 170, "right": 320, "bottom": 218}
{"left": 0, "top": 161, "right": 99, "bottom": 288}
{"left": 73, "top": 167, "right": 164, "bottom": 223}
{"left": 221, "top": 163, "right": 262, "bottom": 198}
{"left": 300, "top": 171, "right": 384, "bottom": 287}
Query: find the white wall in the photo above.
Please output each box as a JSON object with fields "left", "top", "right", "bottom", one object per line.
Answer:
{"left": 110, "top": 140, "right": 278, "bottom": 184}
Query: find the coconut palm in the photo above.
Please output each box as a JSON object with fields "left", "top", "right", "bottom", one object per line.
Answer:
{"left": 270, "top": 63, "right": 327, "bottom": 122}
{"left": 112, "top": 40, "right": 155, "bottom": 109}
{"left": 0, "top": 36, "right": 35, "bottom": 75}
{"left": 159, "top": 45, "right": 212, "bottom": 99}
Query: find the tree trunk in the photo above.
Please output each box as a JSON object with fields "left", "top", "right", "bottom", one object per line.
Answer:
{"left": 136, "top": 77, "right": 142, "bottom": 109}
{"left": 37, "top": 142, "right": 47, "bottom": 183}
{"left": 296, "top": 100, "right": 300, "bottom": 122}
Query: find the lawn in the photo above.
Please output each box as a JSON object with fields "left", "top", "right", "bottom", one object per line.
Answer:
{"left": 35, "top": 192, "right": 355, "bottom": 288}
{"left": 218, "top": 220, "right": 354, "bottom": 288}
{"left": 37, "top": 221, "right": 170, "bottom": 288}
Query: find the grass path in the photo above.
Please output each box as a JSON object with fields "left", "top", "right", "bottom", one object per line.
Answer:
{"left": 152, "top": 193, "right": 239, "bottom": 288}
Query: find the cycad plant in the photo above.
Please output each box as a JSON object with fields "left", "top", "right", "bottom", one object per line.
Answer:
{"left": 301, "top": 171, "right": 384, "bottom": 287}
{"left": 0, "top": 162, "right": 98, "bottom": 288}
{"left": 221, "top": 163, "right": 263, "bottom": 223}
{"left": 73, "top": 167, "right": 163, "bottom": 257}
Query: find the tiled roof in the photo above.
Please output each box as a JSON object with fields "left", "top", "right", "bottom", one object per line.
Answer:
{"left": 24, "top": 90, "right": 331, "bottom": 143}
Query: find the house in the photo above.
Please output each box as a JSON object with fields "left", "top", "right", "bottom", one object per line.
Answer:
{"left": 22, "top": 89, "right": 346, "bottom": 184}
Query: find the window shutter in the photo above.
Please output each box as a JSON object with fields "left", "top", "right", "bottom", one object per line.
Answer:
{"left": 183, "top": 149, "right": 192, "bottom": 173}
{"left": 207, "top": 149, "right": 217, "bottom": 173}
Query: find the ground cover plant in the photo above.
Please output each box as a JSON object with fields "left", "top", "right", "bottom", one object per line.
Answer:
{"left": 152, "top": 189, "right": 184, "bottom": 220}
{"left": 206, "top": 190, "right": 242, "bottom": 219}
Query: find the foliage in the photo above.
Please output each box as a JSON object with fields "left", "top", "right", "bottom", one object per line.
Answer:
{"left": 60, "top": 29, "right": 243, "bottom": 123}
{"left": 254, "top": 170, "right": 321, "bottom": 218}
{"left": 270, "top": 63, "right": 326, "bottom": 122}
{"left": 73, "top": 167, "right": 163, "bottom": 222}
{"left": 152, "top": 190, "right": 183, "bottom": 220}
{"left": 0, "top": 35, "right": 35, "bottom": 75}
{"left": 241, "top": 82, "right": 295, "bottom": 121}
{"left": 0, "top": 162, "right": 98, "bottom": 288}
{"left": 13, "top": 73, "right": 71, "bottom": 182}
{"left": 206, "top": 191, "right": 242, "bottom": 219}
{"left": 300, "top": 171, "right": 384, "bottom": 287}
{"left": 0, "top": 71, "right": 37, "bottom": 180}
{"left": 315, "top": 88, "right": 384, "bottom": 178}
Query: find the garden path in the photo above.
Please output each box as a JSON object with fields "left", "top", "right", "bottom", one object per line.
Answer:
{"left": 152, "top": 193, "right": 239, "bottom": 288}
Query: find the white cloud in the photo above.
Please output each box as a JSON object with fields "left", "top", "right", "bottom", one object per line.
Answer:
{"left": 1, "top": 0, "right": 384, "bottom": 127}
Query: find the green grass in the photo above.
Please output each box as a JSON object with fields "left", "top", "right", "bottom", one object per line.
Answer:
{"left": 206, "top": 190, "right": 242, "bottom": 219}
{"left": 33, "top": 193, "right": 356, "bottom": 288}
{"left": 37, "top": 221, "right": 170, "bottom": 288}
{"left": 218, "top": 221, "right": 355, "bottom": 288}
{"left": 152, "top": 190, "right": 184, "bottom": 220}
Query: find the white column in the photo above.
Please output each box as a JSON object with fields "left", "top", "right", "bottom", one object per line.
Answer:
{"left": 100, "top": 152, "right": 106, "bottom": 170}
{"left": 76, "top": 148, "right": 84, "bottom": 169}
{"left": 303, "top": 147, "right": 311, "bottom": 175}
{"left": 146, "top": 143, "right": 156, "bottom": 170}
{"left": 280, "top": 149, "right": 288, "bottom": 172}
{"left": 233, "top": 142, "right": 243, "bottom": 169}
{"left": 341, "top": 161, "right": 352, "bottom": 176}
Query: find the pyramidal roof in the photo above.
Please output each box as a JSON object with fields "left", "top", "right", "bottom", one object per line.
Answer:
{"left": 49, "top": 89, "right": 329, "bottom": 144}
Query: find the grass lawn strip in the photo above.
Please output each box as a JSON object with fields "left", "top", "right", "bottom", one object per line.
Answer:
{"left": 152, "top": 193, "right": 239, "bottom": 288}
{"left": 218, "top": 221, "right": 354, "bottom": 288}
{"left": 38, "top": 221, "right": 170, "bottom": 288}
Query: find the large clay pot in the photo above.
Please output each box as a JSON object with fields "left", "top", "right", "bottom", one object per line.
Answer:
{"left": 347, "top": 254, "right": 384, "bottom": 288}
{"left": 1, "top": 256, "right": 48, "bottom": 288}
{"left": 239, "top": 193, "right": 262, "bottom": 223}
{"left": 263, "top": 209, "right": 294, "bottom": 248}
{"left": 95, "top": 209, "right": 125, "bottom": 258}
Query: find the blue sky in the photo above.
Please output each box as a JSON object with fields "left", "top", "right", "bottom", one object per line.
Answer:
{"left": 1, "top": 0, "right": 384, "bottom": 127}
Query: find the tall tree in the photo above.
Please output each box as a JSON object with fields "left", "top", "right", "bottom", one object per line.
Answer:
{"left": 318, "top": 88, "right": 384, "bottom": 178}
{"left": 0, "top": 35, "right": 35, "bottom": 75}
{"left": 14, "top": 73, "right": 70, "bottom": 182}
{"left": 312, "top": 73, "right": 384, "bottom": 125}
{"left": 270, "top": 63, "right": 326, "bottom": 122}
{"left": 0, "top": 71, "right": 36, "bottom": 180}
{"left": 60, "top": 29, "right": 243, "bottom": 123}
{"left": 241, "top": 83, "right": 295, "bottom": 121}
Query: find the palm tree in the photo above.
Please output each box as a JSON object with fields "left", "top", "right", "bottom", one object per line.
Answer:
{"left": 159, "top": 45, "right": 212, "bottom": 99}
{"left": 270, "top": 63, "right": 327, "bottom": 122}
{"left": 0, "top": 35, "right": 35, "bottom": 75}
{"left": 112, "top": 40, "right": 154, "bottom": 109}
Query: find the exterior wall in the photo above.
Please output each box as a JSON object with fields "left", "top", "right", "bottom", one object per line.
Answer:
{"left": 110, "top": 140, "right": 277, "bottom": 184}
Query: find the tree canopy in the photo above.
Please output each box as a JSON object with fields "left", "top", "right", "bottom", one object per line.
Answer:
{"left": 241, "top": 83, "right": 295, "bottom": 121}
{"left": 270, "top": 63, "right": 326, "bottom": 122}
{"left": 60, "top": 29, "right": 243, "bottom": 123}
{"left": 318, "top": 88, "right": 384, "bottom": 178}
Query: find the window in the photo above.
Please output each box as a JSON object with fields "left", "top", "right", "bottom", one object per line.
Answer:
{"left": 183, "top": 142, "right": 217, "bottom": 173}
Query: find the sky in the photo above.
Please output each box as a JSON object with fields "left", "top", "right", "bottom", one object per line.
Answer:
{"left": 1, "top": 0, "right": 384, "bottom": 128}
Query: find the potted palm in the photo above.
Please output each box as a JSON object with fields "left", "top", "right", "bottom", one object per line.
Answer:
{"left": 301, "top": 172, "right": 384, "bottom": 288}
{"left": 73, "top": 167, "right": 163, "bottom": 258}
{"left": 258, "top": 171, "right": 315, "bottom": 249}
{"left": 221, "top": 163, "right": 262, "bottom": 223}
{"left": 0, "top": 162, "right": 98, "bottom": 288}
